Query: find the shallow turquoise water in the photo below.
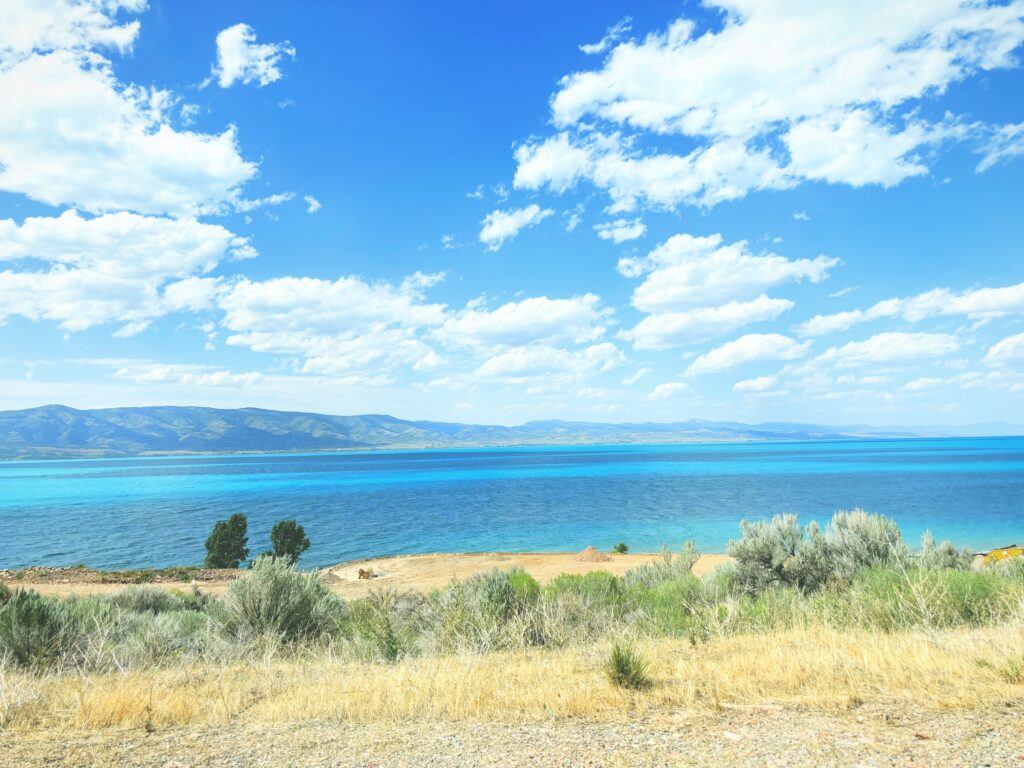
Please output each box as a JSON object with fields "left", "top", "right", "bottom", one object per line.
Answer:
{"left": 0, "top": 437, "right": 1022, "bottom": 569}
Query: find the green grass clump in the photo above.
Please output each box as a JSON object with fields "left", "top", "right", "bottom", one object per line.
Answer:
{"left": 0, "top": 582, "right": 10, "bottom": 608}
{"left": 605, "top": 642, "right": 652, "bottom": 690}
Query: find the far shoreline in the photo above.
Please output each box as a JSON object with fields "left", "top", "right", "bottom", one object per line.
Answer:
{"left": 4, "top": 432, "right": 1020, "bottom": 463}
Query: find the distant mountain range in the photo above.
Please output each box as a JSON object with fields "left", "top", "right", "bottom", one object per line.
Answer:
{"left": 0, "top": 405, "right": 1020, "bottom": 459}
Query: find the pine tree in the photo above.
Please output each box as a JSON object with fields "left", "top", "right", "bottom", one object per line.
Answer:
{"left": 204, "top": 513, "right": 249, "bottom": 568}
{"left": 270, "top": 518, "right": 311, "bottom": 564}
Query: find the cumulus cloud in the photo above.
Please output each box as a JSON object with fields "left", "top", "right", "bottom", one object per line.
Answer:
{"left": 478, "top": 205, "right": 553, "bottom": 250}
{"left": 686, "top": 333, "right": 810, "bottom": 376}
{"left": 594, "top": 218, "right": 646, "bottom": 243}
{"left": 217, "top": 272, "right": 448, "bottom": 381}
{"left": 619, "top": 234, "right": 836, "bottom": 313}
{"left": 796, "top": 282, "right": 1024, "bottom": 337}
{"left": 815, "top": 332, "right": 959, "bottom": 367}
{"left": 0, "top": 0, "right": 145, "bottom": 59}
{"left": 209, "top": 23, "right": 295, "bottom": 88}
{"left": 436, "top": 294, "right": 610, "bottom": 349}
{"left": 622, "top": 295, "right": 793, "bottom": 350}
{"left": 984, "top": 331, "right": 1024, "bottom": 366}
{"left": 0, "top": 210, "right": 252, "bottom": 332}
{"left": 513, "top": 1, "right": 1024, "bottom": 211}
{"left": 304, "top": 195, "right": 322, "bottom": 213}
{"left": 0, "top": 12, "right": 256, "bottom": 218}
{"left": 474, "top": 342, "right": 623, "bottom": 379}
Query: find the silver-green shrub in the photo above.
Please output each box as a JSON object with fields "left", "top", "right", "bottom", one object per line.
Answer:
{"left": 917, "top": 530, "right": 974, "bottom": 571}
{"left": 727, "top": 514, "right": 833, "bottom": 594}
{"left": 825, "top": 509, "right": 907, "bottom": 579}
{"left": 217, "top": 556, "right": 346, "bottom": 643}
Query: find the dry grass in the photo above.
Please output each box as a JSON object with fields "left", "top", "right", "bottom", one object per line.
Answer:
{"left": 3, "top": 625, "right": 1022, "bottom": 732}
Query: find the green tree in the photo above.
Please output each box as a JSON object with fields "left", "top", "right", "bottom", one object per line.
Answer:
{"left": 612, "top": 542, "right": 629, "bottom": 554}
{"left": 270, "top": 518, "right": 311, "bottom": 564}
{"left": 204, "top": 513, "right": 249, "bottom": 569}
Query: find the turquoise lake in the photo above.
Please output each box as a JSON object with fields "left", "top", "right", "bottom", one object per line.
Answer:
{"left": 1, "top": 437, "right": 1022, "bottom": 569}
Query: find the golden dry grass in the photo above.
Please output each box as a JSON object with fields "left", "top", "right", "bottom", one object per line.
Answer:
{"left": 2, "top": 625, "right": 1022, "bottom": 732}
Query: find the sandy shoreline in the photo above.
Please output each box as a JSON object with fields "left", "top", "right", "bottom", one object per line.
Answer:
{"left": 3, "top": 551, "right": 733, "bottom": 599}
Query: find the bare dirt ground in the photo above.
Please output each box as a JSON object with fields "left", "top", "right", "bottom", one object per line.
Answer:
{"left": 5, "top": 552, "right": 732, "bottom": 600}
{"left": 3, "top": 705, "right": 1022, "bottom": 768}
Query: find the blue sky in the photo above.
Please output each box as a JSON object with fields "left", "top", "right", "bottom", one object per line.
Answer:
{"left": 0, "top": 0, "right": 1023, "bottom": 426}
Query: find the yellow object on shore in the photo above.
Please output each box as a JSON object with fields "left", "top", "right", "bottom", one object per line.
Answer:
{"left": 982, "top": 546, "right": 1024, "bottom": 565}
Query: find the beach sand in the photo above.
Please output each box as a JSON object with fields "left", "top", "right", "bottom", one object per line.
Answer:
{"left": 5, "top": 551, "right": 733, "bottom": 599}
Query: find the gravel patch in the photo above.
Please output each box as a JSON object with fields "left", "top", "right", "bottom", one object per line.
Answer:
{"left": 3, "top": 705, "right": 1022, "bottom": 767}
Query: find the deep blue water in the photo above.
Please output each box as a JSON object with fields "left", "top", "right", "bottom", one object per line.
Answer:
{"left": 0, "top": 437, "right": 1022, "bottom": 569}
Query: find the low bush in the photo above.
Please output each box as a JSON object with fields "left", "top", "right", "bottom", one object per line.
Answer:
{"left": 0, "top": 590, "right": 68, "bottom": 669}
{"left": 621, "top": 542, "right": 700, "bottom": 591}
{"left": 605, "top": 642, "right": 651, "bottom": 690}
{"left": 727, "top": 515, "right": 831, "bottom": 594}
{"left": 109, "top": 586, "right": 186, "bottom": 614}
{"left": 0, "top": 582, "right": 10, "bottom": 608}
{"left": 917, "top": 530, "right": 974, "bottom": 571}
{"left": 348, "top": 588, "right": 425, "bottom": 662}
{"left": 217, "top": 556, "right": 346, "bottom": 643}
{"left": 826, "top": 509, "right": 907, "bottom": 579}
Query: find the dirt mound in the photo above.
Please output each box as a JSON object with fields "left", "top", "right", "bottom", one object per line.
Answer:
{"left": 573, "top": 546, "right": 612, "bottom": 563}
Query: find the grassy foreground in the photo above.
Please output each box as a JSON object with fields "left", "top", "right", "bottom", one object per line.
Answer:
{"left": 3, "top": 626, "right": 1023, "bottom": 731}
{"left": 2, "top": 510, "right": 1023, "bottom": 733}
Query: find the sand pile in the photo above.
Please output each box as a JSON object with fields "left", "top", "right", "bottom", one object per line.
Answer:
{"left": 573, "top": 546, "right": 612, "bottom": 563}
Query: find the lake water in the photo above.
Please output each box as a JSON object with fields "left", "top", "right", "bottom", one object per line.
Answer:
{"left": 0, "top": 437, "right": 1022, "bottom": 569}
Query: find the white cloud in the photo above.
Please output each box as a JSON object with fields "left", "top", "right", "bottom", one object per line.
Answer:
{"left": 733, "top": 375, "right": 776, "bottom": 392}
{"left": 793, "top": 211, "right": 810, "bottom": 221}
{"left": 977, "top": 122, "right": 1024, "bottom": 172}
{"left": 0, "top": 51, "right": 256, "bottom": 217}
{"left": 984, "top": 332, "right": 1024, "bottom": 367}
{"left": 622, "top": 367, "right": 651, "bottom": 386}
{"left": 579, "top": 17, "right": 632, "bottom": 55}
{"left": 647, "top": 382, "right": 688, "bottom": 400}
{"left": 619, "top": 233, "right": 836, "bottom": 313}
{"left": 904, "top": 377, "right": 945, "bottom": 390}
{"left": 514, "top": 2, "right": 1024, "bottom": 211}
{"left": 436, "top": 294, "right": 610, "bottom": 349}
{"left": 304, "top": 195, "right": 322, "bottom": 213}
{"left": 622, "top": 295, "right": 793, "bottom": 350}
{"left": 686, "top": 333, "right": 810, "bottom": 376}
{"left": 232, "top": 192, "right": 294, "bottom": 213}
{"left": 815, "top": 332, "right": 959, "bottom": 367}
{"left": 209, "top": 23, "right": 295, "bottom": 88}
{"left": 217, "top": 272, "right": 448, "bottom": 381}
{"left": 594, "top": 218, "right": 646, "bottom": 243}
{"left": 479, "top": 205, "right": 553, "bottom": 250}
{"left": 0, "top": 210, "right": 251, "bottom": 332}
{"left": 0, "top": 0, "right": 145, "bottom": 59}
{"left": 828, "top": 286, "right": 857, "bottom": 299}
{"left": 474, "top": 342, "right": 624, "bottom": 380}
{"left": 112, "top": 361, "right": 264, "bottom": 388}
{"left": 796, "top": 282, "right": 1024, "bottom": 336}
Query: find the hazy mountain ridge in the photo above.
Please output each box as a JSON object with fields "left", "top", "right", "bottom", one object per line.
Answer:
{"left": 0, "top": 405, "right": 1019, "bottom": 459}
